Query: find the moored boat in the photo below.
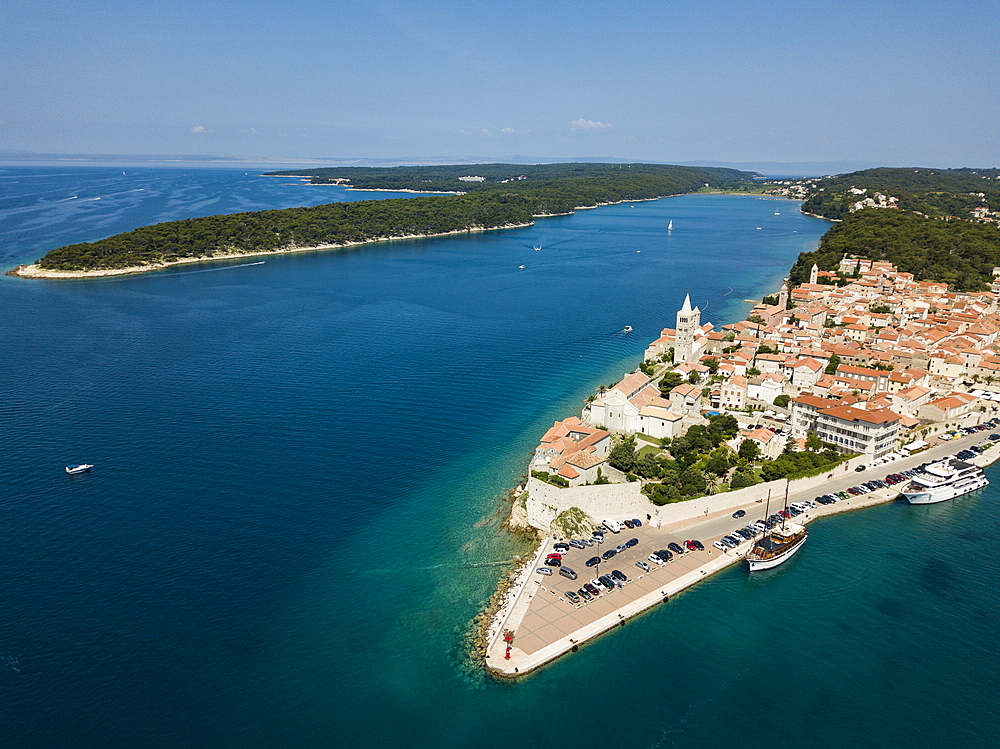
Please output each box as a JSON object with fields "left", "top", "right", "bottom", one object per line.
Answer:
{"left": 745, "top": 523, "right": 807, "bottom": 571}
{"left": 65, "top": 464, "right": 93, "bottom": 475}
{"left": 901, "top": 458, "right": 988, "bottom": 504}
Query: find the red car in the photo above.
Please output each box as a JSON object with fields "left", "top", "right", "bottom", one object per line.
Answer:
{"left": 685, "top": 540, "right": 698, "bottom": 551}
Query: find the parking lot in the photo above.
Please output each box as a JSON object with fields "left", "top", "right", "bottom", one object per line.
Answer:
{"left": 489, "top": 423, "right": 1000, "bottom": 675}
{"left": 510, "top": 524, "right": 720, "bottom": 656}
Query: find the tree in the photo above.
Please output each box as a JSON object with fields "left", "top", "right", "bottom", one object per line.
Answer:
{"left": 738, "top": 438, "right": 761, "bottom": 462}
{"left": 806, "top": 431, "right": 824, "bottom": 451}
{"left": 729, "top": 470, "right": 757, "bottom": 489}
{"left": 608, "top": 436, "right": 637, "bottom": 474}
{"left": 687, "top": 370, "right": 700, "bottom": 384}
{"left": 747, "top": 314, "right": 765, "bottom": 325}
{"left": 703, "top": 357, "right": 720, "bottom": 374}
{"left": 705, "top": 450, "right": 731, "bottom": 476}
{"left": 824, "top": 354, "right": 841, "bottom": 375}
{"left": 773, "top": 394, "right": 790, "bottom": 408}
{"left": 658, "top": 372, "right": 685, "bottom": 396}
{"left": 747, "top": 366, "right": 761, "bottom": 377}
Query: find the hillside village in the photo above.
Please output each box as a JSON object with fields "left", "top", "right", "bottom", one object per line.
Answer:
{"left": 531, "top": 258, "right": 1000, "bottom": 495}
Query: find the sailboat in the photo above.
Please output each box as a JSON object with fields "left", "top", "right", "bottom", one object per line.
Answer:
{"left": 745, "top": 485, "right": 807, "bottom": 571}
{"left": 668, "top": 220, "right": 674, "bottom": 231}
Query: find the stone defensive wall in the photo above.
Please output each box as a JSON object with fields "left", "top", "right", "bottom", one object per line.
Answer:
{"left": 526, "top": 453, "right": 868, "bottom": 531}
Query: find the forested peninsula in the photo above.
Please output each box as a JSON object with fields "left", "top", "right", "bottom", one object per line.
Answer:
{"left": 783, "top": 167, "right": 1000, "bottom": 291}
{"left": 12, "top": 163, "right": 754, "bottom": 277}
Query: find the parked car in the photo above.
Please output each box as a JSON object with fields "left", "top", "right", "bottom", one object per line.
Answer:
{"left": 553, "top": 543, "right": 570, "bottom": 553}
{"left": 635, "top": 559, "right": 650, "bottom": 572}
{"left": 631, "top": 519, "right": 643, "bottom": 527}
{"left": 597, "top": 576, "right": 617, "bottom": 592}
{"left": 559, "top": 567, "right": 578, "bottom": 580}
{"left": 668, "top": 542, "right": 684, "bottom": 555}
{"left": 602, "top": 549, "right": 617, "bottom": 560}
{"left": 614, "top": 544, "right": 627, "bottom": 554}
{"left": 610, "top": 569, "right": 628, "bottom": 583}
{"left": 546, "top": 552, "right": 562, "bottom": 560}
{"left": 713, "top": 540, "right": 729, "bottom": 551}
{"left": 565, "top": 590, "right": 581, "bottom": 604}
{"left": 569, "top": 539, "right": 586, "bottom": 549}
{"left": 651, "top": 550, "right": 673, "bottom": 563}
{"left": 578, "top": 587, "right": 593, "bottom": 601}
{"left": 622, "top": 519, "right": 635, "bottom": 529}
{"left": 625, "top": 537, "right": 639, "bottom": 548}
{"left": 585, "top": 556, "right": 601, "bottom": 567}
{"left": 537, "top": 567, "right": 552, "bottom": 575}
{"left": 583, "top": 583, "right": 600, "bottom": 597}
{"left": 544, "top": 557, "right": 562, "bottom": 567}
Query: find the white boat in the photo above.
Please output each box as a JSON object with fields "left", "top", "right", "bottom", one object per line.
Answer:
{"left": 901, "top": 458, "right": 988, "bottom": 504}
{"left": 623, "top": 326, "right": 633, "bottom": 333}
{"left": 65, "top": 464, "right": 93, "bottom": 475}
{"left": 745, "top": 524, "right": 807, "bottom": 571}
{"left": 668, "top": 220, "right": 674, "bottom": 231}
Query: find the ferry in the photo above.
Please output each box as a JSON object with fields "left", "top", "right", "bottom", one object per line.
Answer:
{"left": 745, "top": 524, "right": 807, "bottom": 571}
{"left": 65, "top": 464, "right": 93, "bottom": 475}
{"left": 901, "top": 458, "right": 988, "bottom": 504}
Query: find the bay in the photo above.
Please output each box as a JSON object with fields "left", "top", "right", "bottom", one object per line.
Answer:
{"left": 1, "top": 167, "right": 996, "bottom": 748}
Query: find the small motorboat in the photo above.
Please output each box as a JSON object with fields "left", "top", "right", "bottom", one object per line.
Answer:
{"left": 65, "top": 464, "right": 93, "bottom": 475}
{"left": 623, "top": 326, "right": 633, "bottom": 333}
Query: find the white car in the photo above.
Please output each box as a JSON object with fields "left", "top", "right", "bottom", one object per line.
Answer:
{"left": 537, "top": 568, "right": 552, "bottom": 575}
{"left": 713, "top": 540, "right": 729, "bottom": 551}
{"left": 648, "top": 553, "right": 665, "bottom": 565}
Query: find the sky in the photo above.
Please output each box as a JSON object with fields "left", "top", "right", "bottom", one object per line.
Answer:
{"left": 2, "top": 0, "right": 998, "bottom": 167}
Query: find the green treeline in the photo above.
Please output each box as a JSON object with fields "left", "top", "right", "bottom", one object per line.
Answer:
{"left": 788, "top": 208, "right": 1000, "bottom": 291}
{"left": 272, "top": 162, "right": 754, "bottom": 197}
{"left": 801, "top": 167, "right": 1000, "bottom": 221}
{"left": 36, "top": 163, "right": 756, "bottom": 271}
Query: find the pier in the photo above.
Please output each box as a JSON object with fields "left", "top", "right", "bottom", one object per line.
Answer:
{"left": 487, "top": 430, "right": 1000, "bottom": 677}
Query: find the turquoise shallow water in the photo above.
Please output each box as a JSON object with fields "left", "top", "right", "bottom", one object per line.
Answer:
{"left": 1, "top": 167, "right": 998, "bottom": 748}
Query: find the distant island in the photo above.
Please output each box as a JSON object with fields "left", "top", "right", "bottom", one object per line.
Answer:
{"left": 8, "top": 163, "right": 754, "bottom": 278}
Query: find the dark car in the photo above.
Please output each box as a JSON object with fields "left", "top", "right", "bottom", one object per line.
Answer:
{"left": 991, "top": 434, "right": 1000, "bottom": 440}
{"left": 578, "top": 587, "right": 593, "bottom": 601}
{"left": 583, "top": 583, "right": 600, "bottom": 597}
{"left": 733, "top": 509, "right": 747, "bottom": 519}
{"left": 585, "top": 556, "right": 601, "bottom": 567}
{"left": 610, "top": 569, "right": 628, "bottom": 583}
{"left": 622, "top": 519, "right": 635, "bottom": 529}
{"left": 601, "top": 549, "right": 617, "bottom": 560}
{"left": 565, "top": 590, "right": 581, "bottom": 604}
{"left": 625, "top": 537, "right": 639, "bottom": 548}
{"left": 855, "top": 465, "right": 866, "bottom": 472}
{"left": 559, "top": 567, "right": 578, "bottom": 580}
{"left": 544, "top": 557, "right": 562, "bottom": 567}
{"left": 631, "top": 518, "right": 643, "bottom": 527}
{"left": 691, "top": 539, "right": 704, "bottom": 551}
{"left": 598, "top": 575, "right": 618, "bottom": 591}
{"left": 655, "top": 549, "right": 674, "bottom": 562}
{"left": 668, "top": 542, "right": 684, "bottom": 555}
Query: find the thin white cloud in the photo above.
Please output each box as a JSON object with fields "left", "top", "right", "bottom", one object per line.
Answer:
{"left": 475, "top": 127, "right": 519, "bottom": 137}
{"left": 190, "top": 125, "right": 210, "bottom": 134}
{"left": 571, "top": 118, "right": 612, "bottom": 132}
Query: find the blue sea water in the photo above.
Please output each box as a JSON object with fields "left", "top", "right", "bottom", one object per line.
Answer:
{"left": 1, "top": 167, "right": 998, "bottom": 748}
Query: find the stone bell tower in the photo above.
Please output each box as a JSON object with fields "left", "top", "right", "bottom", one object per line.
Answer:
{"left": 675, "top": 293, "right": 700, "bottom": 363}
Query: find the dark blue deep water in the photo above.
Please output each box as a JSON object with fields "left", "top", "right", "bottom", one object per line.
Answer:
{"left": 2, "top": 167, "right": 998, "bottom": 748}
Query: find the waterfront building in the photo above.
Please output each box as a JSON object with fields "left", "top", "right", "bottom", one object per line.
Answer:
{"left": 813, "top": 405, "right": 903, "bottom": 459}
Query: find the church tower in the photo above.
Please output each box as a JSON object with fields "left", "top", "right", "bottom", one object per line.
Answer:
{"left": 675, "top": 293, "right": 700, "bottom": 363}
{"left": 809, "top": 263, "right": 819, "bottom": 285}
{"left": 778, "top": 281, "right": 789, "bottom": 309}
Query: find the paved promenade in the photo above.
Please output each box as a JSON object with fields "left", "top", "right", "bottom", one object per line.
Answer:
{"left": 487, "top": 429, "right": 1000, "bottom": 677}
